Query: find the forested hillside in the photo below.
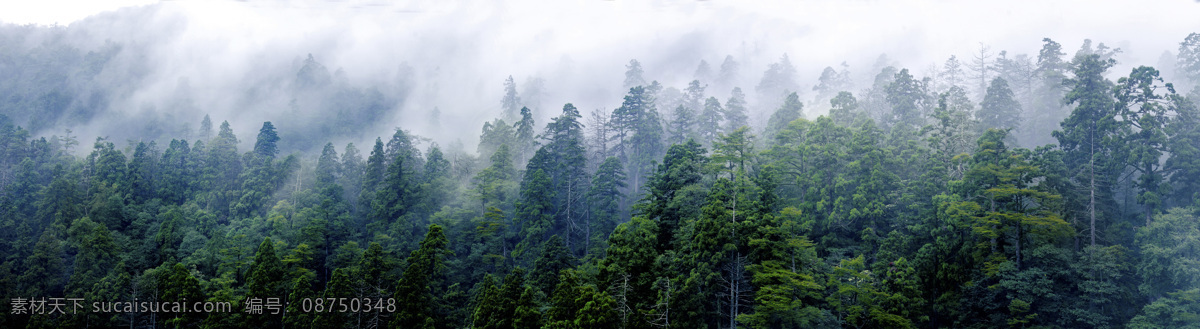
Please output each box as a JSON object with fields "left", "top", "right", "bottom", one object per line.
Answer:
{"left": 2, "top": 11, "right": 1200, "bottom": 328}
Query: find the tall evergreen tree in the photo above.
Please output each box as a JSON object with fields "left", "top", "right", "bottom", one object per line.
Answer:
{"left": 253, "top": 121, "right": 280, "bottom": 159}
{"left": 1052, "top": 54, "right": 1119, "bottom": 247}
{"left": 513, "top": 106, "right": 537, "bottom": 165}
{"left": 829, "top": 91, "right": 864, "bottom": 127}
{"left": 724, "top": 87, "right": 750, "bottom": 134}
{"left": 697, "top": 97, "right": 725, "bottom": 146}
{"left": 757, "top": 53, "right": 800, "bottom": 109}
{"left": 624, "top": 59, "right": 647, "bottom": 89}
{"left": 588, "top": 157, "right": 626, "bottom": 257}
{"left": 247, "top": 238, "right": 287, "bottom": 328}
{"left": 1165, "top": 92, "right": 1200, "bottom": 208}
{"left": 764, "top": 92, "right": 804, "bottom": 141}
{"left": 532, "top": 235, "right": 576, "bottom": 296}
{"left": 199, "top": 114, "right": 214, "bottom": 140}
{"left": 717, "top": 55, "right": 740, "bottom": 91}
{"left": 502, "top": 75, "right": 522, "bottom": 121}
{"left": 978, "top": 77, "right": 1022, "bottom": 132}
{"left": 1114, "top": 66, "right": 1174, "bottom": 225}
{"left": 885, "top": 68, "right": 930, "bottom": 132}
{"left": 666, "top": 105, "right": 696, "bottom": 146}
{"left": 394, "top": 224, "right": 451, "bottom": 329}
{"left": 610, "top": 86, "right": 664, "bottom": 199}
{"left": 1027, "top": 38, "right": 1070, "bottom": 146}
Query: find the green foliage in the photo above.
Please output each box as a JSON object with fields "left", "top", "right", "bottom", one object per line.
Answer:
{"left": 828, "top": 91, "right": 863, "bottom": 128}
{"left": 588, "top": 157, "right": 626, "bottom": 257}
{"left": 394, "top": 224, "right": 451, "bottom": 329}
{"left": 724, "top": 87, "right": 750, "bottom": 134}
{"left": 764, "top": 92, "right": 804, "bottom": 142}
{"left": 1135, "top": 208, "right": 1200, "bottom": 299}
{"left": 253, "top": 121, "right": 280, "bottom": 159}
{"left": 533, "top": 235, "right": 576, "bottom": 295}
{"left": 1128, "top": 288, "right": 1200, "bottom": 329}
{"left": 1115, "top": 66, "right": 1175, "bottom": 224}
{"left": 1052, "top": 53, "right": 1120, "bottom": 248}
{"left": 885, "top": 68, "right": 931, "bottom": 132}
{"left": 246, "top": 238, "right": 287, "bottom": 327}
{"left": 1, "top": 41, "right": 1195, "bottom": 329}
{"left": 826, "top": 255, "right": 914, "bottom": 329}
{"left": 978, "top": 78, "right": 1022, "bottom": 132}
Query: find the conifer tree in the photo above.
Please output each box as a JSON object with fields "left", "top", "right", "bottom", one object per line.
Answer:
{"left": 1052, "top": 54, "right": 1119, "bottom": 247}
{"left": 394, "top": 224, "right": 450, "bottom": 329}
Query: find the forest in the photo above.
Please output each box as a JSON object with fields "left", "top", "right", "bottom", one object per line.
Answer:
{"left": 2, "top": 6, "right": 1200, "bottom": 328}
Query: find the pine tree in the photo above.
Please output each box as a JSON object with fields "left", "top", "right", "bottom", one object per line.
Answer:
{"left": 247, "top": 238, "right": 287, "bottom": 328}
{"left": 473, "top": 144, "right": 517, "bottom": 210}
{"left": 514, "top": 165, "right": 553, "bottom": 262}
{"left": 502, "top": 75, "right": 522, "bottom": 121}
{"left": 1052, "top": 54, "right": 1119, "bottom": 247}
{"left": 532, "top": 235, "right": 576, "bottom": 295}
{"left": 740, "top": 207, "right": 826, "bottom": 328}
{"left": 764, "top": 92, "right": 804, "bottom": 141}
{"left": 610, "top": 86, "right": 664, "bottom": 201}
{"left": 163, "top": 263, "right": 206, "bottom": 328}
{"left": 128, "top": 141, "right": 159, "bottom": 203}
{"left": 697, "top": 97, "right": 725, "bottom": 146}
{"left": 978, "top": 77, "right": 1022, "bottom": 132}
{"left": 666, "top": 105, "right": 696, "bottom": 145}
{"left": 546, "top": 269, "right": 619, "bottom": 329}
{"left": 253, "top": 121, "right": 280, "bottom": 159}
{"left": 717, "top": 55, "right": 740, "bottom": 91}
{"left": 158, "top": 139, "right": 193, "bottom": 204}
{"left": 207, "top": 121, "right": 243, "bottom": 216}
{"left": 757, "top": 53, "right": 800, "bottom": 109}
{"left": 478, "top": 118, "right": 516, "bottom": 165}
{"left": 956, "top": 129, "right": 1072, "bottom": 271}
{"left": 885, "top": 68, "right": 930, "bottom": 132}
{"left": 588, "top": 157, "right": 626, "bottom": 256}
{"left": 970, "top": 44, "right": 995, "bottom": 100}
{"left": 829, "top": 91, "right": 864, "bottom": 127}
{"left": 724, "top": 87, "right": 750, "bottom": 134}
{"left": 694, "top": 59, "right": 712, "bottom": 82}
{"left": 359, "top": 138, "right": 386, "bottom": 221}
{"left": 372, "top": 129, "right": 425, "bottom": 242}
{"left": 1027, "top": 38, "right": 1070, "bottom": 146}
{"left": 470, "top": 274, "right": 502, "bottom": 328}
{"left": 941, "top": 55, "right": 966, "bottom": 90}
{"left": 199, "top": 114, "right": 214, "bottom": 140}
{"left": 1165, "top": 92, "right": 1200, "bottom": 208}
{"left": 1115, "top": 66, "right": 1177, "bottom": 226}
{"left": 637, "top": 140, "right": 707, "bottom": 251}
{"left": 394, "top": 224, "right": 450, "bottom": 329}
{"left": 514, "top": 106, "right": 537, "bottom": 165}
{"left": 625, "top": 59, "right": 647, "bottom": 89}
{"left": 814, "top": 66, "right": 843, "bottom": 102}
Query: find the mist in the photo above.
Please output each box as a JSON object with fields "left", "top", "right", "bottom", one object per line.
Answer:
{"left": 2, "top": 0, "right": 1199, "bottom": 154}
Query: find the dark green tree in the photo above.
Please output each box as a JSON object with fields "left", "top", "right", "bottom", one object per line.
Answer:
{"left": 587, "top": 157, "right": 626, "bottom": 256}
{"left": 1052, "top": 54, "right": 1119, "bottom": 247}
{"left": 724, "top": 87, "right": 750, "bottom": 134}
{"left": 764, "top": 92, "right": 804, "bottom": 142}
{"left": 394, "top": 224, "right": 451, "bottom": 329}
{"left": 253, "top": 121, "right": 280, "bottom": 159}
{"left": 978, "top": 77, "right": 1022, "bottom": 132}
{"left": 1115, "top": 66, "right": 1176, "bottom": 225}
{"left": 246, "top": 238, "right": 287, "bottom": 328}
{"left": 502, "top": 75, "right": 522, "bottom": 120}
{"left": 532, "top": 235, "right": 576, "bottom": 295}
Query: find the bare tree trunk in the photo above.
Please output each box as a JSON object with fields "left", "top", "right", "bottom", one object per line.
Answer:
{"left": 1090, "top": 131, "right": 1096, "bottom": 248}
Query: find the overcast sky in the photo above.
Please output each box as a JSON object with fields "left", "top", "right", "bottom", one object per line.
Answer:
{"left": 2, "top": 0, "right": 1199, "bottom": 152}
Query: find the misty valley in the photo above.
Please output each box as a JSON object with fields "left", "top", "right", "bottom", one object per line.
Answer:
{"left": 2, "top": 3, "right": 1200, "bottom": 329}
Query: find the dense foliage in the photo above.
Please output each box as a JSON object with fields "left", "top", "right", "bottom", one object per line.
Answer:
{"left": 2, "top": 31, "right": 1200, "bottom": 329}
